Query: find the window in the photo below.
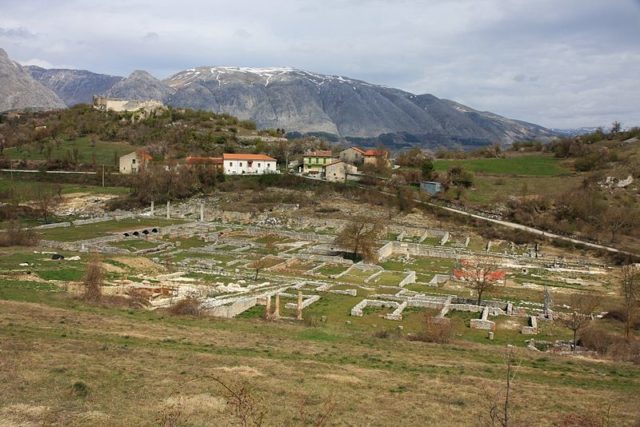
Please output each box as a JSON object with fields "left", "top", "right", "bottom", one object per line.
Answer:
{"left": 229, "top": 162, "right": 233, "bottom": 167}
{"left": 239, "top": 162, "right": 243, "bottom": 167}
{"left": 267, "top": 163, "right": 271, "bottom": 169}
{"left": 132, "top": 159, "right": 136, "bottom": 164}
{"left": 257, "top": 163, "right": 261, "bottom": 167}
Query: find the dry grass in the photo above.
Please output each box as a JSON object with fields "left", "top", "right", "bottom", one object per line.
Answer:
{"left": 0, "top": 298, "right": 639, "bottom": 426}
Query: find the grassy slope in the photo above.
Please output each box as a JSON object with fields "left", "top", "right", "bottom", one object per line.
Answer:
{"left": 38, "top": 218, "right": 186, "bottom": 241}
{"left": 433, "top": 154, "right": 570, "bottom": 176}
{"left": 0, "top": 178, "right": 129, "bottom": 198}
{"left": 4, "top": 137, "right": 134, "bottom": 166}
{"left": 0, "top": 286, "right": 638, "bottom": 426}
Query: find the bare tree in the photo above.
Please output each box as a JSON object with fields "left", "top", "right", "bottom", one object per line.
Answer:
{"left": 561, "top": 294, "right": 599, "bottom": 352}
{"left": 211, "top": 377, "right": 266, "bottom": 427}
{"left": 461, "top": 259, "right": 502, "bottom": 306}
{"left": 602, "top": 206, "right": 632, "bottom": 243}
{"left": 620, "top": 265, "right": 640, "bottom": 341}
{"left": 334, "top": 217, "right": 385, "bottom": 262}
{"left": 482, "top": 347, "right": 521, "bottom": 427}
{"left": 250, "top": 257, "right": 272, "bottom": 281}
{"left": 32, "top": 184, "right": 61, "bottom": 223}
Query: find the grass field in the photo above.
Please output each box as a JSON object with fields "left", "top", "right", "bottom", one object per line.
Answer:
{"left": 4, "top": 137, "right": 134, "bottom": 166}
{"left": 0, "top": 178, "right": 129, "bottom": 200}
{"left": 38, "top": 218, "right": 186, "bottom": 241}
{"left": 0, "top": 284, "right": 638, "bottom": 426}
{"left": 434, "top": 154, "right": 570, "bottom": 176}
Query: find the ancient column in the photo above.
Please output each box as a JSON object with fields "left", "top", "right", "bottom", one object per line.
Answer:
{"left": 200, "top": 203, "right": 204, "bottom": 222}
{"left": 274, "top": 293, "right": 281, "bottom": 320}
{"left": 150, "top": 200, "right": 155, "bottom": 216}
{"left": 166, "top": 201, "right": 171, "bottom": 219}
{"left": 296, "top": 291, "right": 303, "bottom": 320}
{"left": 265, "top": 295, "right": 272, "bottom": 320}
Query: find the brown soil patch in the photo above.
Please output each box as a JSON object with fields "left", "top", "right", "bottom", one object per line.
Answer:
{"left": 315, "top": 373, "right": 362, "bottom": 385}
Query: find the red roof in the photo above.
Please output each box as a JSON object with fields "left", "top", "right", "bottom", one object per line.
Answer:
{"left": 453, "top": 269, "right": 506, "bottom": 282}
{"left": 348, "top": 147, "right": 366, "bottom": 154}
{"left": 186, "top": 156, "right": 222, "bottom": 165}
{"left": 363, "top": 149, "right": 388, "bottom": 157}
{"left": 305, "top": 150, "right": 333, "bottom": 157}
{"left": 136, "top": 150, "right": 153, "bottom": 161}
{"left": 223, "top": 153, "right": 276, "bottom": 161}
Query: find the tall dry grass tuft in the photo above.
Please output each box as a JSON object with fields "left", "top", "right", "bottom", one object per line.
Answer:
{"left": 0, "top": 221, "right": 39, "bottom": 247}
{"left": 82, "top": 254, "right": 103, "bottom": 303}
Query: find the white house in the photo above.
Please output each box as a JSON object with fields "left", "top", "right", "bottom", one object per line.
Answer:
{"left": 222, "top": 153, "right": 277, "bottom": 175}
{"left": 119, "top": 150, "right": 152, "bottom": 174}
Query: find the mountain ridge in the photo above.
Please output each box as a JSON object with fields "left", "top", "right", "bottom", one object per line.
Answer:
{"left": 12, "top": 55, "right": 557, "bottom": 146}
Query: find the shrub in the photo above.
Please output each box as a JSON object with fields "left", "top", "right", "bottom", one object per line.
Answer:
{"left": 169, "top": 297, "right": 201, "bottom": 316}
{"left": 409, "top": 315, "right": 453, "bottom": 344}
{"left": 82, "top": 254, "right": 103, "bottom": 303}
{"left": 0, "top": 221, "right": 39, "bottom": 246}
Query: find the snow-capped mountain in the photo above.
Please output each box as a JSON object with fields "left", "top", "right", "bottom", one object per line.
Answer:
{"left": 25, "top": 62, "right": 556, "bottom": 146}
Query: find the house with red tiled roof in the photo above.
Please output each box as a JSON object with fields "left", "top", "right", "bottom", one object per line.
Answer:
{"left": 222, "top": 153, "right": 277, "bottom": 175}
{"left": 119, "top": 149, "right": 153, "bottom": 174}
{"left": 302, "top": 150, "right": 337, "bottom": 174}
{"left": 362, "top": 149, "right": 390, "bottom": 167}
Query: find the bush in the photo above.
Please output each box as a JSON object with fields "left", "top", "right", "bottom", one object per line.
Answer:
{"left": 169, "top": 297, "right": 201, "bottom": 316}
{"left": 409, "top": 315, "right": 453, "bottom": 344}
{"left": 0, "top": 221, "right": 39, "bottom": 246}
{"left": 82, "top": 255, "right": 103, "bottom": 303}
{"left": 580, "top": 325, "right": 640, "bottom": 364}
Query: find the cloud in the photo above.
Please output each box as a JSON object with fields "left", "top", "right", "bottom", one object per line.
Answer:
{"left": 0, "top": 26, "right": 36, "bottom": 39}
{"left": 0, "top": 0, "right": 638, "bottom": 128}
{"left": 142, "top": 32, "right": 159, "bottom": 42}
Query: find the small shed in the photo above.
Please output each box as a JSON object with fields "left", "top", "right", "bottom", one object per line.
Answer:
{"left": 420, "top": 181, "right": 442, "bottom": 195}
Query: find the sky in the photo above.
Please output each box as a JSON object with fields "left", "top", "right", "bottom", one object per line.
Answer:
{"left": 1, "top": 0, "right": 639, "bottom": 129}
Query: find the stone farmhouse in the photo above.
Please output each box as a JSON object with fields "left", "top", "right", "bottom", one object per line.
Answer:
{"left": 339, "top": 147, "right": 390, "bottom": 167}
{"left": 323, "top": 160, "right": 358, "bottom": 182}
{"left": 119, "top": 150, "right": 152, "bottom": 174}
{"left": 302, "top": 150, "right": 336, "bottom": 175}
{"left": 222, "top": 153, "right": 277, "bottom": 175}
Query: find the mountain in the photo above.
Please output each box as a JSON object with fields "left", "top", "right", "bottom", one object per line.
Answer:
{"left": 162, "top": 67, "right": 555, "bottom": 145}
{"left": 27, "top": 66, "right": 122, "bottom": 106}
{"left": 550, "top": 127, "right": 602, "bottom": 137}
{"left": 104, "top": 70, "right": 175, "bottom": 101}
{"left": 0, "top": 49, "right": 66, "bottom": 112}
{"left": 20, "top": 60, "right": 557, "bottom": 146}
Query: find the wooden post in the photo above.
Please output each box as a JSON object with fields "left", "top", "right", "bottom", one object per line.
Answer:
{"left": 102, "top": 165, "right": 105, "bottom": 187}
{"left": 166, "top": 201, "right": 170, "bottom": 219}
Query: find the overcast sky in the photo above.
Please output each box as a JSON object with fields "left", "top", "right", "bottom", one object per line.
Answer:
{"left": 1, "top": 0, "right": 639, "bottom": 128}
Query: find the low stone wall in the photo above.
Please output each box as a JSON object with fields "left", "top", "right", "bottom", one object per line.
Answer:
{"left": 329, "top": 289, "right": 357, "bottom": 296}
{"left": 470, "top": 306, "right": 496, "bottom": 330}
{"left": 350, "top": 299, "right": 400, "bottom": 317}
{"left": 398, "top": 271, "right": 416, "bottom": 287}
{"left": 284, "top": 294, "right": 320, "bottom": 310}
{"left": 521, "top": 316, "right": 538, "bottom": 335}
{"left": 204, "top": 297, "right": 258, "bottom": 318}
{"left": 385, "top": 301, "right": 407, "bottom": 320}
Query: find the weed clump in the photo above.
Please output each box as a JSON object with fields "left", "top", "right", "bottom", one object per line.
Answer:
{"left": 409, "top": 315, "right": 453, "bottom": 344}
{"left": 169, "top": 297, "right": 201, "bottom": 316}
